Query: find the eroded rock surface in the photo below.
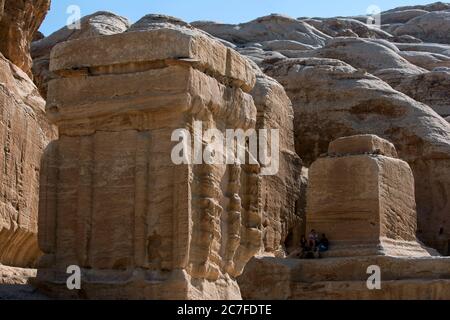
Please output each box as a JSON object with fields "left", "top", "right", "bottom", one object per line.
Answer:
{"left": 192, "top": 15, "right": 331, "bottom": 47}
{"left": 395, "top": 70, "right": 450, "bottom": 117}
{"left": 238, "top": 135, "right": 450, "bottom": 300}
{"left": 0, "top": 0, "right": 50, "bottom": 76}
{"left": 31, "top": 11, "right": 130, "bottom": 98}
{"left": 36, "top": 26, "right": 264, "bottom": 300}
{"left": 394, "top": 11, "right": 450, "bottom": 44}
{"left": 264, "top": 57, "right": 450, "bottom": 254}
{"left": 251, "top": 70, "right": 302, "bottom": 256}
{"left": 0, "top": 53, "right": 56, "bottom": 267}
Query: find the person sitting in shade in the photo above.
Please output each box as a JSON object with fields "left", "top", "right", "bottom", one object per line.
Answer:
{"left": 308, "top": 229, "right": 319, "bottom": 250}
{"left": 318, "top": 233, "right": 329, "bottom": 253}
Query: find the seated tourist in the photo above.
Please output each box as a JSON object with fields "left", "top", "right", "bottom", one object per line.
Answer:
{"left": 318, "top": 233, "right": 329, "bottom": 252}
{"left": 308, "top": 229, "right": 319, "bottom": 249}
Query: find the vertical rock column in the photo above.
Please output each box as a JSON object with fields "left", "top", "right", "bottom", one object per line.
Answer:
{"left": 35, "top": 28, "right": 263, "bottom": 299}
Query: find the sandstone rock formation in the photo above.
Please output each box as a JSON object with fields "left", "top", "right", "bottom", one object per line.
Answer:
{"left": 1, "top": 265, "right": 36, "bottom": 285}
{"left": 35, "top": 27, "right": 265, "bottom": 300}
{"left": 0, "top": 53, "right": 56, "bottom": 268}
{"left": 314, "top": 37, "right": 426, "bottom": 87}
{"left": 303, "top": 18, "right": 392, "bottom": 39}
{"left": 307, "top": 135, "right": 435, "bottom": 258}
{"left": 251, "top": 70, "right": 302, "bottom": 256}
{"left": 192, "top": 15, "right": 331, "bottom": 47}
{"left": 395, "top": 70, "right": 450, "bottom": 117}
{"left": 394, "top": 11, "right": 450, "bottom": 44}
{"left": 238, "top": 135, "right": 450, "bottom": 300}
{"left": 31, "top": 11, "right": 130, "bottom": 98}
{"left": 382, "top": 2, "right": 450, "bottom": 13}
{"left": 238, "top": 255, "right": 450, "bottom": 299}
{"left": 399, "top": 51, "right": 450, "bottom": 70}
{"left": 381, "top": 9, "right": 428, "bottom": 24}
{"left": 0, "top": 0, "right": 50, "bottom": 76}
{"left": 263, "top": 57, "right": 450, "bottom": 254}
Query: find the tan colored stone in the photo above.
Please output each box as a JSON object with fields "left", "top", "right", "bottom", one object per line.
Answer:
{"left": 264, "top": 57, "right": 450, "bottom": 255}
{"left": 394, "top": 70, "right": 450, "bottom": 117}
{"left": 36, "top": 28, "right": 263, "bottom": 300}
{"left": 238, "top": 256, "right": 450, "bottom": 300}
{"left": 192, "top": 14, "right": 330, "bottom": 47}
{"left": 31, "top": 11, "right": 130, "bottom": 98}
{"left": 0, "top": 0, "right": 50, "bottom": 76}
{"left": 394, "top": 11, "right": 450, "bottom": 44}
{"left": 0, "top": 265, "right": 36, "bottom": 285}
{"left": 251, "top": 71, "right": 302, "bottom": 256}
{"left": 49, "top": 28, "right": 255, "bottom": 93}
{"left": 0, "top": 53, "right": 56, "bottom": 268}
{"left": 399, "top": 51, "right": 450, "bottom": 70}
{"left": 328, "top": 134, "right": 398, "bottom": 158}
{"left": 307, "top": 135, "right": 432, "bottom": 257}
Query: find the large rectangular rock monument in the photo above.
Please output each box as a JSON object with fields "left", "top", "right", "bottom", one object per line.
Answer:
{"left": 34, "top": 27, "right": 264, "bottom": 300}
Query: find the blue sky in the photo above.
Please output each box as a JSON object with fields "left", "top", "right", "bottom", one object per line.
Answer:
{"left": 40, "top": 0, "right": 435, "bottom": 35}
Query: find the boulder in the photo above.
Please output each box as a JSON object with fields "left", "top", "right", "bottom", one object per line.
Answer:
{"left": 394, "top": 70, "right": 450, "bottom": 117}
{"left": 264, "top": 57, "right": 450, "bottom": 254}
{"left": 304, "top": 18, "right": 392, "bottom": 39}
{"left": 31, "top": 11, "right": 130, "bottom": 98}
{"left": 308, "top": 135, "right": 434, "bottom": 258}
{"left": 395, "top": 42, "right": 450, "bottom": 56}
{"left": 382, "top": 2, "right": 450, "bottom": 13}
{"left": 36, "top": 26, "right": 261, "bottom": 300}
{"left": 250, "top": 70, "right": 303, "bottom": 256}
{"left": 399, "top": 51, "right": 450, "bottom": 70}
{"left": 315, "top": 37, "right": 426, "bottom": 87}
{"left": 394, "top": 11, "right": 450, "bottom": 44}
{"left": 0, "top": 0, "right": 50, "bottom": 76}
{"left": 192, "top": 14, "right": 331, "bottom": 47}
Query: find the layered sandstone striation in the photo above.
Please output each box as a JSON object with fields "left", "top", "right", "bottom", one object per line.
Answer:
{"left": 0, "top": 0, "right": 50, "bottom": 76}
{"left": 307, "top": 135, "right": 435, "bottom": 258}
{"left": 35, "top": 27, "right": 265, "bottom": 300}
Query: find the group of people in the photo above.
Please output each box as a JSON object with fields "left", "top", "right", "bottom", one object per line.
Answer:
{"left": 298, "top": 229, "right": 329, "bottom": 259}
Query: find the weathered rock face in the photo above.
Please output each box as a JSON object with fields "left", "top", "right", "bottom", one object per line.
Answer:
{"left": 307, "top": 135, "right": 435, "bottom": 258}
{"left": 314, "top": 37, "right": 426, "bottom": 87}
{"left": 192, "top": 15, "right": 331, "bottom": 47}
{"left": 395, "top": 70, "right": 450, "bottom": 117}
{"left": 399, "top": 51, "right": 450, "bottom": 70}
{"left": 0, "top": 53, "right": 56, "bottom": 268}
{"left": 394, "top": 42, "right": 450, "bottom": 57}
{"left": 264, "top": 57, "right": 450, "bottom": 255}
{"left": 238, "top": 135, "right": 450, "bottom": 300}
{"left": 238, "top": 255, "right": 450, "bottom": 300}
{"left": 250, "top": 71, "right": 302, "bottom": 256}
{"left": 381, "top": 9, "right": 428, "bottom": 24}
{"left": 31, "top": 11, "right": 130, "bottom": 98}
{"left": 394, "top": 11, "right": 450, "bottom": 44}
{"left": 303, "top": 18, "right": 392, "bottom": 39}
{"left": 0, "top": 0, "right": 50, "bottom": 76}
{"left": 382, "top": 2, "right": 450, "bottom": 13}
{"left": 35, "top": 27, "right": 265, "bottom": 300}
